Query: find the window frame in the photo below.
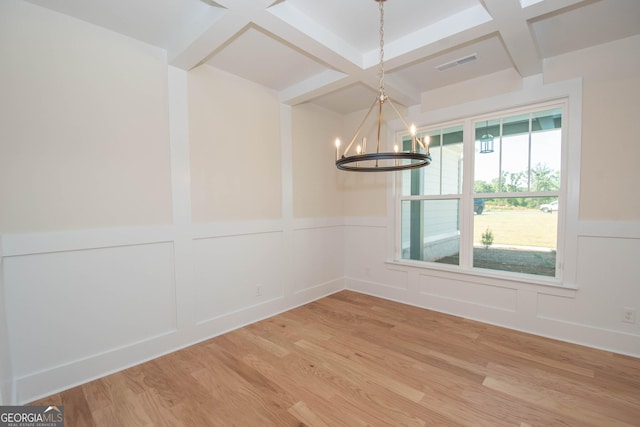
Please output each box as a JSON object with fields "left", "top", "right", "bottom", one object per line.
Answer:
{"left": 387, "top": 78, "right": 582, "bottom": 289}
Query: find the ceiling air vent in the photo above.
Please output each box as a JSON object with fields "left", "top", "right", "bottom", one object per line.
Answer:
{"left": 435, "top": 53, "right": 478, "bottom": 72}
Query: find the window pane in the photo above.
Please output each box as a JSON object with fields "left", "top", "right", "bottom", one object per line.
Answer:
{"left": 441, "top": 142, "right": 463, "bottom": 194}
{"left": 474, "top": 109, "right": 563, "bottom": 195}
{"left": 474, "top": 119, "right": 501, "bottom": 193}
{"left": 501, "top": 133, "right": 529, "bottom": 192}
{"left": 473, "top": 197, "right": 558, "bottom": 277}
{"left": 401, "top": 199, "right": 460, "bottom": 265}
{"left": 530, "top": 129, "right": 561, "bottom": 192}
{"left": 530, "top": 109, "right": 562, "bottom": 192}
{"left": 400, "top": 134, "right": 430, "bottom": 196}
{"left": 401, "top": 125, "right": 463, "bottom": 196}
{"left": 502, "top": 113, "right": 530, "bottom": 136}
{"left": 532, "top": 108, "right": 562, "bottom": 132}
{"left": 421, "top": 129, "right": 441, "bottom": 196}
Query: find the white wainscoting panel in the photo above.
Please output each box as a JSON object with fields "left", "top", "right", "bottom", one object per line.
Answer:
{"left": 417, "top": 272, "right": 518, "bottom": 313}
{"left": 345, "top": 223, "right": 409, "bottom": 290}
{"left": 193, "top": 232, "right": 285, "bottom": 323}
{"left": 536, "top": 236, "right": 640, "bottom": 354}
{"left": 292, "top": 225, "right": 344, "bottom": 293}
{"left": 0, "top": 219, "right": 345, "bottom": 404}
{"left": 0, "top": 240, "right": 14, "bottom": 405}
{"left": 4, "top": 242, "right": 178, "bottom": 379}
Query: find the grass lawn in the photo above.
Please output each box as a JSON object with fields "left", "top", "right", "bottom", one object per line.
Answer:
{"left": 438, "top": 248, "right": 556, "bottom": 277}
{"left": 473, "top": 207, "right": 557, "bottom": 248}
{"left": 437, "top": 206, "right": 558, "bottom": 276}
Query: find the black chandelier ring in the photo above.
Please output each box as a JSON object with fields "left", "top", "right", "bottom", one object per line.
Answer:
{"left": 336, "top": 152, "right": 431, "bottom": 172}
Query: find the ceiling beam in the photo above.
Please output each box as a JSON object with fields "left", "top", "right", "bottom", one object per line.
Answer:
{"left": 168, "top": 0, "right": 278, "bottom": 70}
{"left": 520, "top": 0, "right": 594, "bottom": 20}
{"left": 168, "top": 11, "right": 247, "bottom": 70}
{"left": 279, "top": 70, "right": 354, "bottom": 105}
{"left": 482, "top": 0, "right": 542, "bottom": 77}
{"left": 261, "top": 2, "right": 363, "bottom": 70}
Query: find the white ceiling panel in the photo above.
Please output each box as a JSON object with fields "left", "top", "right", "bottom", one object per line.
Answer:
{"left": 310, "top": 84, "right": 379, "bottom": 115}
{"left": 275, "top": 0, "right": 482, "bottom": 53}
{"left": 531, "top": 0, "right": 640, "bottom": 58}
{"left": 23, "top": 0, "right": 225, "bottom": 50}
{"left": 389, "top": 36, "right": 513, "bottom": 93}
{"left": 205, "top": 26, "right": 332, "bottom": 91}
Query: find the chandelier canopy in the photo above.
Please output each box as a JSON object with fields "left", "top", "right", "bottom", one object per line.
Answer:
{"left": 334, "top": 0, "right": 431, "bottom": 172}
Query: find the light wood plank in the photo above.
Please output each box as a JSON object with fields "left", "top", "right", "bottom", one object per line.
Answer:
{"left": 288, "top": 401, "right": 332, "bottom": 427}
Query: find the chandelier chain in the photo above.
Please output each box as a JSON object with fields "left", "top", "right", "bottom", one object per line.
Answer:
{"left": 379, "top": 0, "right": 385, "bottom": 97}
{"left": 334, "top": 0, "right": 431, "bottom": 172}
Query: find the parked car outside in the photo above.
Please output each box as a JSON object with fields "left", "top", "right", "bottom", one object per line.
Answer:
{"left": 474, "top": 198, "right": 485, "bottom": 215}
{"left": 540, "top": 200, "right": 558, "bottom": 213}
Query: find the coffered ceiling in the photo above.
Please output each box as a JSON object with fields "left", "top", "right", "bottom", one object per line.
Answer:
{"left": 22, "top": 0, "right": 640, "bottom": 113}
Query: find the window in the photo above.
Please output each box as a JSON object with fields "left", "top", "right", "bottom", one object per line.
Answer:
{"left": 397, "top": 102, "right": 566, "bottom": 283}
{"left": 400, "top": 125, "right": 464, "bottom": 264}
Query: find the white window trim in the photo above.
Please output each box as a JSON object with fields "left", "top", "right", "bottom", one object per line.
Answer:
{"left": 385, "top": 75, "right": 582, "bottom": 289}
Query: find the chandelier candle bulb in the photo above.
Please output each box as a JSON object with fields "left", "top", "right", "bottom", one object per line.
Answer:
{"left": 335, "top": 138, "right": 341, "bottom": 161}
{"left": 410, "top": 124, "right": 417, "bottom": 153}
{"left": 362, "top": 137, "right": 367, "bottom": 154}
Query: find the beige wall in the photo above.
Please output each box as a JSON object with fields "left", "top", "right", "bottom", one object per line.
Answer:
{"left": 291, "top": 101, "right": 388, "bottom": 218}
{"left": 0, "top": 1, "right": 173, "bottom": 233}
{"left": 340, "top": 107, "right": 390, "bottom": 217}
{"left": 580, "top": 77, "right": 640, "bottom": 220}
{"left": 188, "top": 65, "right": 282, "bottom": 222}
{"left": 292, "top": 103, "right": 344, "bottom": 218}
{"left": 544, "top": 35, "right": 640, "bottom": 221}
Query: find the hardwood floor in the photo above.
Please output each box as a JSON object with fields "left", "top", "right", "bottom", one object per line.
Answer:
{"left": 31, "top": 291, "right": 640, "bottom": 426}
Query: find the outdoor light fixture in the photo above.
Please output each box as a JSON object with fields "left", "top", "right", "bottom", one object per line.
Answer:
{"left": 480, "top": 121, "right": 494, "bottom": 154}
{"left": 334, "top": 0, "right": 431, "bottom": 172}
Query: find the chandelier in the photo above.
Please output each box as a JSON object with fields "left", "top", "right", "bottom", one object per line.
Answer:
{"left": 334, "top": 0, "right": 431, "bottom": 172}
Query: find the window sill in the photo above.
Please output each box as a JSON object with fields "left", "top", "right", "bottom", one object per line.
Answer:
{"left": 385, "top": 258, "right": 578, "bottom": 297}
